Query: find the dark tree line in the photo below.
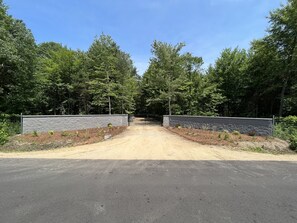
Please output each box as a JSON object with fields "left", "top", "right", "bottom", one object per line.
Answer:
{"left": 1, "top": 0, "right": 297, "bottom": 118}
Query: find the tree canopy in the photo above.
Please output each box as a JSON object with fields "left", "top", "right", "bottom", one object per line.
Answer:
{"left": 1, "top": 0, "right": 297, "bottom": 118}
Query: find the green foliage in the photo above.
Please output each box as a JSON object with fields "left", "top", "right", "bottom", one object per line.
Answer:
{"left": 274, "top": 116, "right": 297, "bottom": 150}
{"left": 232, "top": 130, "right": 240, "bottom": 135}
{"left": 32, "top": 130, "right": 38, "bottom": 137}
{"left": 223, "top": 133, "right": 230, "bottom": 140}
{"left": 107, "top": 123, "right": 113, "bottom": 128}
{"left": 267, "top": 0, "right": 297, "bottom": 117}
{"left": 1, "top": 0, "right": 297, "bottom": 127}
{"left": 248, "top": 131, "right": 256, "bottom": 137}
{"left": 0, "top": 121, "right": 9, "bottom": 145}
{"left": 48, "top": 130, "right": 54, "bottom": 135}
{"left": 141, "top": 41, "right": 224, "bottom": 116}
{"left": 61, "top": 131, "right": 68, "bottom": 137}
{"left": 87, "top": 34, "right": 139, "bottom": 114}
{"left": 175, "top": 124, "right": 181, "bottom": 128}
{"left": 208, "top": 48, "right": 249, "bottom": 116}
{"left": 282, "top": 116, "right": 297, "bottom": 126}
{"left": 248, "top": 146, "right": 266, "bottom": 153}
{"left": 0, "top": 1, "right": 37, "bottom": 114}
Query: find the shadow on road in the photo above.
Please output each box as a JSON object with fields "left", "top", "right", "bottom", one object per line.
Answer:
{"left": 130, "top": 117, "right": 162, "bottom": 126}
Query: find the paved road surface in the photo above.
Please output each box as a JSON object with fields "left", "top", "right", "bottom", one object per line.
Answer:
{"left": 1, "top": 118, "right": 297, "bottom": 222}
{"left": 1, "top": 159, "right": 297, "bottom": 223}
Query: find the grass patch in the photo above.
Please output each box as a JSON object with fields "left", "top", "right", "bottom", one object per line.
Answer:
{"left": 246, "top": 146, "right": 266, "bottom": 153}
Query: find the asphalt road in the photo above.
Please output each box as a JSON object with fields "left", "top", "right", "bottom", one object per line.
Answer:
{"left": 1, "top": 158, "right": 297, "bottom": 223}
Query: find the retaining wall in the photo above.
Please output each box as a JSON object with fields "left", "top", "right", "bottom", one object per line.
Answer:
{"left": 163, "top": 115, "right": 273, "bottom": 136}
{"left": 22, "top": 115, "right": 128, "bottom": 134}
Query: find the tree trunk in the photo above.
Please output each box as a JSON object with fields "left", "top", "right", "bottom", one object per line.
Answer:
{"left": 108, "top": 96, "right": 111, "bottom": 115}
{"left": 279, "top": 76, "right": 288, "bottom": 117}
{"left": 168, "top": 97, "right": 172, "bottom": 115}
{"left": 107, "top": 72, "right": 112, "bottom": 115}
{"left": 279, "top": 36, "right": 297, "bottom": 117}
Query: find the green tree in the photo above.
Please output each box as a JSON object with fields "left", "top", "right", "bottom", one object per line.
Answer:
{"left": 35, "top": 43, "right": 83, "bottom": 115}
{"left": 142, "top": 41, "right": 224, "bottom": 116}
{"left": 0, "top": 0, "right": 37, "bottom": 114}
{"left": 265, "top": 0, "right": 297, "bottom": 116}
{"left": 245, "top": 39, "right": 282, "bottom": 117}
{"left": 144, "top": 41, "right": 186, "bottom": 115}
{"left": 87, "top": 34, "right": 138, "bottom": 114}
{"left": 209, "top": 48, "right": 249, "bottom": 116}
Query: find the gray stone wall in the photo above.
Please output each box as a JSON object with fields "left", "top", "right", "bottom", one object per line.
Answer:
{"left": 163, "top": 115, "right": 273, "bottom": 136}
{"left": 22, "top": 115, "right": 128, "bottom": 134}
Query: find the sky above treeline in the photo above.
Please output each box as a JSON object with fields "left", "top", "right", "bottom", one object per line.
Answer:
{"left": 6, "top": 0, "right": 285, "bottom": 75}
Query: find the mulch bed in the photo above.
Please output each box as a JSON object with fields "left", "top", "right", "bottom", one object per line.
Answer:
{"left": 167, "top": 127, "right": 269, "bottom": 147}
{"left": 167, "top": 126, "right": 295, "bottom": 154}
{"left": 0, "top": 126, "right": 126, "bottom": 152}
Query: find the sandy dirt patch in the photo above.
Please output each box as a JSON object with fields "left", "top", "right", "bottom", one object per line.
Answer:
{"left": 1, "top": 118, "right": 297, "bottom": 161}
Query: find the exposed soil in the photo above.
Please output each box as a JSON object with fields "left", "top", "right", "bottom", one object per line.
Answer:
{"left": 167, "top": 127, "right": 293, "bottom": 154}
{"left": 0, "top": 127, "right": 126, "bottom": 152}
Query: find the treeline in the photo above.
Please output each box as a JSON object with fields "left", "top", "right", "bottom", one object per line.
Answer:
{"left": 141, "top": 0, "right": 297, "bottom": 117}
{"left": 0, "top": 0, "right": 139, "bottom": 115}
{"left": 1, "top": 0, "right": 297, "bottom": 118}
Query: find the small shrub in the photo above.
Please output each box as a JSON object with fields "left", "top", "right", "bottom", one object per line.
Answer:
{"left": 107, "top": 123, "right": 113, "bottom": 128}
{"left": 82, "top": 130, "right": 90, "bottom": 138}
{"left": 201, "top": 125, "right": 209, "bottom": 130}
{"left": 274, "top": 118, "right": 297, "bottom": 151}
{"left": 224, "top": 133, "right": 230, "bottom": 140}
{"left": 223, "top": 129, "right": 229, "bottom": 133}
{"left": 76, "top": 131, "right": 79, "bottom": 137}
{"left": 218, "top": 133, "right": 222, "bottom": 139}
{"left": 48, "top": 130, "right": 54, "bottom": 136}
{"left": 282, "top": 116, "right": 297, "bottom": 126}
{"left": 175, "top": 124, "right": 181, "bottom": 128}
{"left": 32, "top": 130, "right": 38, "bottom": 137}
{"left": 0, "top": 122, "right": 9, "bottom": 145}
{"left": 289, "top": 135, "right": 297, "bottom": 151}
{"left": 61, "top": 131, "right": 68, "bottom": 137}
{"left": 232, "top": 130, "right": 240, "bottom": 135}
{"left": 247, "top": 131, "right": 256, "bottom": 136}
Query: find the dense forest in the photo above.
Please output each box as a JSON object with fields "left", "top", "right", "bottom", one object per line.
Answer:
{"left": 1, "top": 0, "right": 297, "bottom": 118}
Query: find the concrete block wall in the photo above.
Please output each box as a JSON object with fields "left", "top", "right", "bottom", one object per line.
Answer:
{"left": 163, "top": 115, "right": 273, "bottom": 136}
{"left": 22, "top": 115, "right": 128, "bottom": 134}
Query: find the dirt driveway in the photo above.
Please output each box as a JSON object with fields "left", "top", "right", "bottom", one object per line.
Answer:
{"left": 1, "top": 118, "right": 297, "bottom": 161}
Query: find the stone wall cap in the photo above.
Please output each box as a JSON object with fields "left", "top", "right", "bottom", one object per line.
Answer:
{"left": 23, "top": 114, "right": 128, "bottom": 118}
{"left": 163, "top": 115, "right": 272, "bottom": 121}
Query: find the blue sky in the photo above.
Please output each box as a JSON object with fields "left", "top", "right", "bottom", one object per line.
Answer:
{"left": 5, "top": 0, "right": 285, "bottom": 75}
